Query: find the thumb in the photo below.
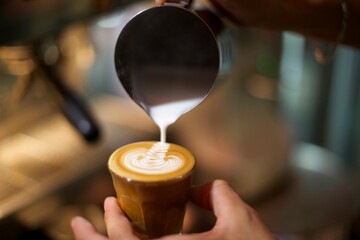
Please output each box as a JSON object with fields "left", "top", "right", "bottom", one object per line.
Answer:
{"left": 191, "top": 180, "right": 258, "bottom": 230}
{"left": 209, "top": 180, "right": 249, "bottom": 219}
{"left": 191, "top": 179, "right": 247, "bottom": 216}
{"left": 208, "top": 180, "right": 276, "bottom": 239}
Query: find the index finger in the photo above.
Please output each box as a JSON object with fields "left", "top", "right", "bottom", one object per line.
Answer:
{"left": 104, "top": 197, "right": 139, "bottom": 240}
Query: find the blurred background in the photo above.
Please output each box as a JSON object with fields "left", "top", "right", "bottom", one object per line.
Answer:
{"left": 0, "top": 0, "right": 360, "bottom": 239}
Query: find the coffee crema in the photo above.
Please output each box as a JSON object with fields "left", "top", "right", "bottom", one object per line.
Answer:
{"left": 109, "top": 141, "right": 195, "bottom": 182}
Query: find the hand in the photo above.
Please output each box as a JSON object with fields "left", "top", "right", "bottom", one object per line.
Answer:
{"left": 71, "top": 180, "right": 276, "bottom": 240}
{"left": 154, "top": 0, "right": 282, "bottom": 28}
{"left": 155, "top": 0, "right": 360, "bottom": 48}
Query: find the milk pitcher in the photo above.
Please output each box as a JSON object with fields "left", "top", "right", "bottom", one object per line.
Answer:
{"left": 114, "top": 0, "right": 234, "bottom": 121}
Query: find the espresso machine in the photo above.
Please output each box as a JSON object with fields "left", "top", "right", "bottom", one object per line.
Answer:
{"left": 0, "top": 0, "right": 146, "bottom": 141}
{"left": 0, "top": 0, "right": 159, "bottom": 238}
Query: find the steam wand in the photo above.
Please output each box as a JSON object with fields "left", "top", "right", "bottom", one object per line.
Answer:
{"left": 34, "top": 44, "right": 100, "bottom": 143}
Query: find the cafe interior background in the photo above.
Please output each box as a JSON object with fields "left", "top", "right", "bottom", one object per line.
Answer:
{"left": 1, "top": 0, "right": 360, "bottom": 239}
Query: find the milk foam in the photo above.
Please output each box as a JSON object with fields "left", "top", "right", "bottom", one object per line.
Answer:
{"left": 109, "top": 141, "right": 195, "bottom": 181}
{"left": 123, "top": 142, "right": 184, "bottom": 174}
{"left": 148, "top": 98, "right": 202, "bottom": 142}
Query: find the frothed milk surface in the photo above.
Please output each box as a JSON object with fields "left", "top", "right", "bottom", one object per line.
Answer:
{"left": 109, "top": 141, "right": 195, "bottom": 182}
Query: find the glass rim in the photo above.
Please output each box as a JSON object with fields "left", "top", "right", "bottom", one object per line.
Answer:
{"left": 108, "top": 141, "right": 196, "bottom": 184}
{"left": 108, "top": 165, "right": 195, "bottom": 185}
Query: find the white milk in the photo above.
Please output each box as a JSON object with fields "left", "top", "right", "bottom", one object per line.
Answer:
{"left": 148, "top": 98, "right": 202, "bottom": 143}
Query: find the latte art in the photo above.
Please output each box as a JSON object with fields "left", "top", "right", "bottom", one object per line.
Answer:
{"left": 109, "top": 141, "right": 195, "bottom": 181}
{"left": 123, "top": 142, "right": 184, "bottom": 174}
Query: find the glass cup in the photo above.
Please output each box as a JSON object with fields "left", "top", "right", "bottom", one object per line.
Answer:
{"left": 108, "top": 141, "right": 195, "bottom": 239}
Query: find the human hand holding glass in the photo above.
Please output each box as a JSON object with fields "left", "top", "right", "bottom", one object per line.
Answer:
{"left": 71, "top": 180, "right": 276, "bottom": 240}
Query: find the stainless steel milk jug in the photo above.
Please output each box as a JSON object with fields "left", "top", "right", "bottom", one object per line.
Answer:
{"left": 114, "top": 0, "right": 233, "bottom": 116}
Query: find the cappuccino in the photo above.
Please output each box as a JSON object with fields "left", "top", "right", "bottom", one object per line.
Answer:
{"left": 108, "top": 141, "right": 195, "bottom": 239}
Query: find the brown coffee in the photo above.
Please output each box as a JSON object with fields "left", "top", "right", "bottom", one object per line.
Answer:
{"left": 108, "top": 141, "right": 195, "bottom": 239}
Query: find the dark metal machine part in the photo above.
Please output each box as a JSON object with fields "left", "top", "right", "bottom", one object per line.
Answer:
{"left": 0, "top": 0, "right": 137, "bottom": 142}
{"left": 114, "top": 5, "right": 220, "bottom": 113}
{"left": 35, "top": 46, "right": 101, "bottom": 142}
{"left": 0, "top": 0, "right": 137, "bottom": 45}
